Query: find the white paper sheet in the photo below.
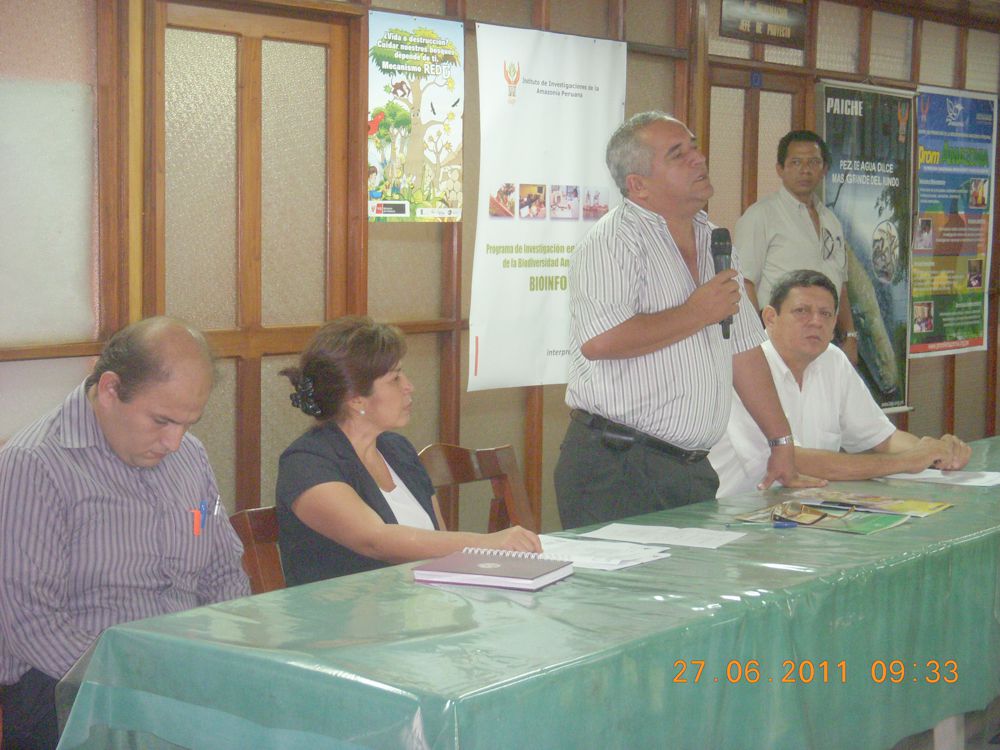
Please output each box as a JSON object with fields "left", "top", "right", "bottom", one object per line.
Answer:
{"left": 539, "top": 535, "right": 671, "bottom": 571}
{"left": 578, "top": 523, "right": 745, "bottom": 550}
{"left": 880, "top": 469, "right": 1000, "bottom": 487}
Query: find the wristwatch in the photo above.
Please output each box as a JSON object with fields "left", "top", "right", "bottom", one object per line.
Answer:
{"left": 844, "top": 331, "right": 859, "bottom": 339}
{"left": 767, "top": 435, "right": 794, "bottom": 447}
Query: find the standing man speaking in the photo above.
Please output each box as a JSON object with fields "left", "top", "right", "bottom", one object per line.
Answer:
{"left": 555, "top": 111, "right": 821, "bottom": 529}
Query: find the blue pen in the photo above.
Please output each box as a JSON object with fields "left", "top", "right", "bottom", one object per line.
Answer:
{"left": 772, "top": 521, "right": 797, "bottom": 529}
{"left": 199, "top": 499, "right": 208, "bottom": 531}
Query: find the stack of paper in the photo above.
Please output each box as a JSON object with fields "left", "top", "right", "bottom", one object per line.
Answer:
{"left": 578, "top": 522, "right": 745, "bottom": 550}
{"left": 880, "top": 469, "right": 1000, "bottom": 486}
{"left": 539, "top": 534, "right": 671, "bottom": 571}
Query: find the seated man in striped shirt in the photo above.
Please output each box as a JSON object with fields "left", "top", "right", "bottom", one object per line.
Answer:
{"left": 709, "top": 270, "right": 971, "bottom": 497}
{"left": 555, "top": 111, "right": 823, "bottom": 529}
{"left": 0, "top": 317, "right": 249, "bottom": 750}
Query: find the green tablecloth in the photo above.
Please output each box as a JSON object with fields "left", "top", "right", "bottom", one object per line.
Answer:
{"left": 57, "top": 439, "right": 1000, "bottom": 749}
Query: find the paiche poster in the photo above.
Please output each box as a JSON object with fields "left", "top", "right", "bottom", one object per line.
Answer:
{"left": 367, "top": 11, "right": 464, "bottom": 222}
{"left": 821, "top": 82, "right": 914, "bottom": 411}
{"left": 910, "top": 87, "right": 996, "bottom": 357}
{"left": 468, "top": 25, "right": 626, "bottom": 391}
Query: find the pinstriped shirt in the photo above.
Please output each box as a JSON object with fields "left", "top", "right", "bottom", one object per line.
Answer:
{"left": 565, "top": 200, "right": 765, "bottom": 450}
{"left": 0, "top": 383, "right": 249, "bottom": 683}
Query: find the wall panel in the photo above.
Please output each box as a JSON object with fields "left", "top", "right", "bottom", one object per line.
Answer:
{"left": 919, "top": 22, "right": 959, "bottom": 86}
{"left": 260, "top": 39, "right": 327, "bottom": 327}
{"left": 626, "top": 53, "right": 675, "bottom": 117}
{"left": 368, "top": 223, "right": 445, "bottom": 320}
{"left": 756, "top": 91, "right": 792, "bottom": 202}
{"left": 966, "top": 29, "right": 1000, "bottom": 92}
{"left": 0, "top": 358, "right": 93, "bottom": 440}
{"left": 551, "top": 0, "right": 609, "bottom": 38}
{"left": 465, "top": 0, "right": 532, "bottom": 27}
{"left": 164, "top": 28, "right": 238, "bottom": 329}
{"left": 870, "top": 11, "right": 912, "bottom": 81}
{"left": 195, "top": 358, "right": 237, "bottom": 512}
{"left": 954, "top": 350, "right": 989, "bottom": 441}
{"left": 708, "top": 86, "right": 746, "bottom": 234}
{"left": 907, "top": 356, "right": 948, "bottom": 438}
{"left": 816, "top": 2, "right": 861, "bottom": 73}
{"left": 626, "top": 0, "right": 675, "bottom": 47}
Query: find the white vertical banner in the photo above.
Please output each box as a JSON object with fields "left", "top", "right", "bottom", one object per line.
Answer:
{"left": 468, "top": 25, "right": 626, "bottom": 391}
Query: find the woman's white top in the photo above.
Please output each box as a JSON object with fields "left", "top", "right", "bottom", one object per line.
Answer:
{"left": 379, "top": 453, "right": 435, "bottom": 530}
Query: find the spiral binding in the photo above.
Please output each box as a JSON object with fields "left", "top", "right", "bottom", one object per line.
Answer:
{"left": 462, "top": 546, "right": 567, "bottom": 562}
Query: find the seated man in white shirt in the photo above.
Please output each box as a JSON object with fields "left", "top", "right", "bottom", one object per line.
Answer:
{"left": 709, "top": 269, "right": 972, "bottom": 497}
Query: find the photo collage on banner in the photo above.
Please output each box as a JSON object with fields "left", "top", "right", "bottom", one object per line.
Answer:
{"left": 911, "top": 87, "right": 996, "bottom": 357}
{"left": 367, "top": 11, "right": 464, "bottom": 222}
{"left": 468, "top": 25, "right": 627, "bottom": 391}
{"left": 821, "top": 83, "right": 913, "bottom": 410}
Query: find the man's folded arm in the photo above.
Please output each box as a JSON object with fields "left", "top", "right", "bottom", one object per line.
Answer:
{"left": 793, "top": 430, "right": 972, "bottom": 479}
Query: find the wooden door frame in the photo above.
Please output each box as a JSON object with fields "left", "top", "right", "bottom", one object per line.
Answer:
{"left": 707, "top": 64, "right": 809, "bottom": 212}
{"left": 144, "top": 0, "right": 364, "bottom": 509}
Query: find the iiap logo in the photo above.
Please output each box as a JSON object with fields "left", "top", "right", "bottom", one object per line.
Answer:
{"left": 504, "top": 61, "right": 521, "bottom": 103}
{"left": 946, "top": 98, "right": 967, "bottom": 128}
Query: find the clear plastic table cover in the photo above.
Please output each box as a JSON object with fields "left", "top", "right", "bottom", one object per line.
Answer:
{"left": 57, "top": 439, "right": 1000, "bottom": 750}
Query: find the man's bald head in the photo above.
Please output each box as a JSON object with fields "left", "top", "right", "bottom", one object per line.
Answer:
{"left": 85, "top": 317, "right": 214, "bottom": 402}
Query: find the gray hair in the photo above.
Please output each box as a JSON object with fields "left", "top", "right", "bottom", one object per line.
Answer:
{"left": 606, "top": 111, "right": 684, "bottom": 196}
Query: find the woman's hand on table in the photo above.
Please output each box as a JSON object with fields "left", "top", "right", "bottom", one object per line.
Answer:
{"left": 483, "top": 526, "right": 543, "bottom": 553}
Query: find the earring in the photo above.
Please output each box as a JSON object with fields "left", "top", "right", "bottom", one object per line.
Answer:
{"left": 359, "top": 409, "right": 366, "bottom": 416}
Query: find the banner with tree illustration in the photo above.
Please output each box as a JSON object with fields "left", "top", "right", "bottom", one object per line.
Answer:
{"left": 468, "top": 25, "right": 626, "bottom": 391}
{"left": 821, "top": 82, "right": 913, "bottom": 410}
{"left": 367, "top": 11, "right": 464, "bottom": 222}
{"left": 910, "top": 86, "right": 996, "bottom": 357}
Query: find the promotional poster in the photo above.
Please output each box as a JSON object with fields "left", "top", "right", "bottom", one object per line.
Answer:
{"left": 468, "top": 25, "right": 626, "bottom": 391}
{"left": 367, "top": 11, "right": 464, "bottom": 222}
{"left": 821, "top": 82, "right": 913, "bottom": 410}
{"left": 910, "top": 87, "right": 996, "bottom": 357}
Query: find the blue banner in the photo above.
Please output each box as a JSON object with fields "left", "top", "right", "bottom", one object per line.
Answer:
{"left": 910, "top": 87, "right": 996, "bottom": 357}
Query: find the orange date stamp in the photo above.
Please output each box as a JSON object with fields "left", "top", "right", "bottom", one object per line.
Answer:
{"left": 672, "top": 659, "right": 958, "bottom": 685}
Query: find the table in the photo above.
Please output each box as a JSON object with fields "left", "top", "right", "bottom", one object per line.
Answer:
{"left": 57, "top": 439, "right": 1000, "bottom": 749}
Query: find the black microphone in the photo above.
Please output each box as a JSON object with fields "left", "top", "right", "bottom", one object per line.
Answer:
{"left": 711, "top": 227, "right": 734, "bottom": 339}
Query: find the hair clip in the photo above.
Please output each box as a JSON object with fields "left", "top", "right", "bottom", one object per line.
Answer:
{"left": 290, "top": 375, "right": 323, "bottom": 416}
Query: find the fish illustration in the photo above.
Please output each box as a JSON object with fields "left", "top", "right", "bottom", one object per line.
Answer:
{"left": 846, "top": 244, "right": 899, "bottom": 397}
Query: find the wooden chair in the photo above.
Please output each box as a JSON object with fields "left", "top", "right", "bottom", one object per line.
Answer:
{"left": 418, "top": 444, "right": 540, "bottom": 533}
{"left": 229, "top": 506, "right": 285, "bottom": 595}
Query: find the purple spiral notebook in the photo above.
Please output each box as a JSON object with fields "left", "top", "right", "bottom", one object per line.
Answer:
{"left": 412, "top": 547, "right": 573, "bottom": 591}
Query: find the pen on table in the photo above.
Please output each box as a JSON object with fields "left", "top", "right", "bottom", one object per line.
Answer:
{"left": 725, "top": 521, "right": 797, "bottom": 529}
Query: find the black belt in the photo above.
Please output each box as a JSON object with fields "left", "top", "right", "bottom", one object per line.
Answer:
{"left": 570, "top": 409, "right": 709, "bottom": 463}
